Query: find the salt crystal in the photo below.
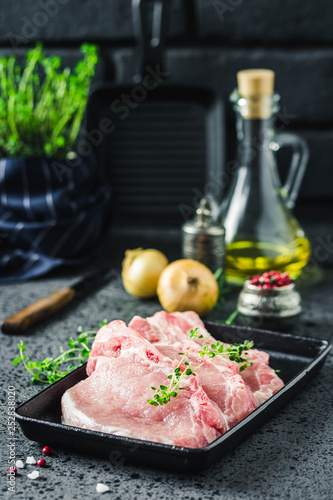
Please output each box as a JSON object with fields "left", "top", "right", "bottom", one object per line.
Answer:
{"left": 15, "top": 460, "right": 24, "bottom": 469}
{"left": 96, "top": 483, "right": 110, "bottom": 493}
{"left": 27, "top": 470, "right": 39, "bottom": 480}
{"left": 26, "top": 456, "right": 36, "bottom": 465}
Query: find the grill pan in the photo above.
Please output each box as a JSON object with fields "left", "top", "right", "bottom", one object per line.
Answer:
{"left": 86, "top": 0, "right": 224, "bottom": 226}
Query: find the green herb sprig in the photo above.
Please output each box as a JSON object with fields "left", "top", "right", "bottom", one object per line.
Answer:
{"left": 148, "top": 327, "right": 254, "bottom": 406}
{"left": 13, "top": 321, "right": 107, "bottom": 384}
{"left": 214, "top": 267, "right": 231, "bottom": 311}
{"left": 191, "top": 327, "right": 253, "bottom": 371}
{"left": 0, "top": 43, "right": 98, "bottom": 158}
{"left": 147, "top": 354, "right": 196, "bottom": 407}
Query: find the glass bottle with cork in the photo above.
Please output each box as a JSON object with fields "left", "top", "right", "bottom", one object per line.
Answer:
{"left": 222, "top": 69, "right": 311, "bottom": 283}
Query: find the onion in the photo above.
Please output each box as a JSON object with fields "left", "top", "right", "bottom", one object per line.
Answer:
{"left": 157, "top": 259, "right": 219, "bottom": 316}
{"left": 122, "top": 248, "right": 169, "bottom": 298}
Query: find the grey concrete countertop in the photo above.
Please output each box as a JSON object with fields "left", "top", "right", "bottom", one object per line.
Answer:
{"left": 1, "top": 227, "right": 332, "bottom": 500}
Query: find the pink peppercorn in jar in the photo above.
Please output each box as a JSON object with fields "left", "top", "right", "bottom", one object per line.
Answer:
{"left": 237, "top": 271, "right": 302, "bottom": 321}
{"left": 249, "top": 270, "right": 292, "bottom": 289}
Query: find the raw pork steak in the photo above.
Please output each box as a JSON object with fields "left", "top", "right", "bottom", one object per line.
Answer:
{"left": 62, "top": 320, "right": 227, "bottom": 448}
{"left": 130, "top": 311, "right": 284, "bottom": 407}
{"left": 241, "top": 350, "right": 284, "bottom": 406}
{"left": 130, "top": 315, "right": 256, "bottom": 428}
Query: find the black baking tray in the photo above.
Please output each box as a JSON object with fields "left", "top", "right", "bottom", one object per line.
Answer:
{"left": 15, "top": 323, "right": 331, "bottom": 473}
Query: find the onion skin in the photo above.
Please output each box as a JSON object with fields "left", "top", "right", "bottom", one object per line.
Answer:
{"left": 122, "top": 248, "right": 169, "bottom": 298}
{"left": 157, "top": 259, "right": 219, "bottom": 316}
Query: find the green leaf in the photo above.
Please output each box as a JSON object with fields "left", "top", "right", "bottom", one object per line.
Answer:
{"left": 18, "top": 341, "right": 26, "bottom": 352}
{"left": 68, "top": 337, "right": 76, "bottom": 348}
{"left": 13, "top": 325, "right": 98, "bottom": 385}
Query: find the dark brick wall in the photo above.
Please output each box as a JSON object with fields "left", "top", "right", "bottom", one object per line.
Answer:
{"left": 1, "top": 0, "right": 333, "bottom": 204}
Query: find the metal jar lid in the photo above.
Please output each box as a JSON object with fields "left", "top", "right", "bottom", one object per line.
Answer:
{"left": 182, "top": 199, "right": 225, "bottom": 237}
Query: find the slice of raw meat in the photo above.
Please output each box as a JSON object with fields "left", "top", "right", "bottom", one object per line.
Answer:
{"left": 62, "top": 320, "right": 228, "bottom": 448}
{"left": 130, "top": 316, "right": 257, "bottom": 428}
{"left": 131, "top": 311, "right": 284, "bottom": 406}
{"left": 130, "top": 312, "right": 190, "bottom": 346}
{"left": 139, "top": 310, "right": 210, "bottom": 346}
{"left": 156, "top": 341, "right": 257, "bottom": 429}
{"left": 241, "top": 350, "right": 285, "bottom": 406}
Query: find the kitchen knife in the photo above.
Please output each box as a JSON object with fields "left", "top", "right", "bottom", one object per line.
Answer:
{"left": 1, "top": 267, "right": 117, "bottom": 334}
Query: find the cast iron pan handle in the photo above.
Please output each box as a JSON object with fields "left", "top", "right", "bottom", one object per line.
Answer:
{"left": 132, "top": 0, "right": 168, "bottom": 81}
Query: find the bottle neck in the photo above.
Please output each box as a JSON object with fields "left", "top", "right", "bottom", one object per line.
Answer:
{"left": 230, "top": 89, "right": 280, "bottom": 119}
{"left": 235, "top": 114, "right": 275, "bottom": 156}
{"left": 232, "top": 111, "right": 282, "bottom": 193}
{"left": 230, "top": 91, "right": 280, "bottom": 169}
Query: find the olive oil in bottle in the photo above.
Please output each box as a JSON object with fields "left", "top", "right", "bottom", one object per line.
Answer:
{"left": 223, "top": 69, "right": 311, "bottom": 283}
{"left": 226, "top": 237, "right": 311, "bottom": 283}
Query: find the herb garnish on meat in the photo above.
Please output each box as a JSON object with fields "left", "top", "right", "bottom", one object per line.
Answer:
{"left": 147, "top": 328, "right": 254, "bottom": 406}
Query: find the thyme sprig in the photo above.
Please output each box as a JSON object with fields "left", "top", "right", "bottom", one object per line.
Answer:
{"left": 13, "top": 321, "right": 107, "bottom": 384}
{"left": 147, "top": 355, "right": 196, "bottom": 407}
{"left": 148, "top": 327, "right": 254, "bottom": 406}
{"left": 190, "top": 327, "right": 253, "bottom": 371}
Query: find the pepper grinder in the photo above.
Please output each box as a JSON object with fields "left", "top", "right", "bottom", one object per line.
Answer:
{"left": 181, "top": 198, "right": 225, "bottom": 272}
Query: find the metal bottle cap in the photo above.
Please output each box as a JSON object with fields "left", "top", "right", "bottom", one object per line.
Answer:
{"left": 182, "top": 198, "right": 225, "bottom": 272}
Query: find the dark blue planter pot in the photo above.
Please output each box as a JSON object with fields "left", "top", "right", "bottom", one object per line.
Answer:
{"left": 0, "top": 155, "right": 111, "bottom": 282}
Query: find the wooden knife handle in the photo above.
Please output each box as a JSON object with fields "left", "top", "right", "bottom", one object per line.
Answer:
{"left": 1, "top": 287, "right": 76, "bottom": 334}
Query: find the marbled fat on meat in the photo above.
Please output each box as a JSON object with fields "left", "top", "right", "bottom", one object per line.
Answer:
{"left": 62, "top": 320, "right": 227, "bottom": 448}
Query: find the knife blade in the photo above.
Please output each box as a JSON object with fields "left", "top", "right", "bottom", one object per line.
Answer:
{"left": 1, "top": 267, "right": 118, "bottom": 334}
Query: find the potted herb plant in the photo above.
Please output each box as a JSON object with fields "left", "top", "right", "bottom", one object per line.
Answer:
{"left": 0, "top": 44, "right": 111, "bottom": 281}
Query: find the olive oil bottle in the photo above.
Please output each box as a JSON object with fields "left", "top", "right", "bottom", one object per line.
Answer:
{"left": 223, "top": 70, "right": 311, "bottom": 283}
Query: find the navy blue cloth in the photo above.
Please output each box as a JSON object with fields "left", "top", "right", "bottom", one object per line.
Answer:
{"left": 0, "top": 155, "right": 111, "bottom": 282}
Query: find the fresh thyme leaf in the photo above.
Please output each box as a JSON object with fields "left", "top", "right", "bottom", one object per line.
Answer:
{"left": 189, "top": 327, "right": 200, "bottom": 339}
{"left": 148, "top": 326, "right": 255, "bottom": 406}
{"left": 13, "top": 325, "right": 105, "bottom": 384}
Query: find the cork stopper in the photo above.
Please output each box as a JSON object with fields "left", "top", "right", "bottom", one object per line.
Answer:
{"left": 236, "top": 69, "right": 275, "bottom": 119}
{"left": 237, "top": 69, "right": 275, "bottom": 97}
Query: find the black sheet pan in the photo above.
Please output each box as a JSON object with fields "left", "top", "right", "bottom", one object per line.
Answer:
{"left": 15, "top": 323, "right": 331, "bottom": 473}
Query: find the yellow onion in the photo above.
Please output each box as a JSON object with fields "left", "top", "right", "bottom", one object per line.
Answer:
{"left": 157, "top": 259, "right": 219, "bottom": 316}
{"left": 122, "top": 248, "right": 169, "bottom": 298}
